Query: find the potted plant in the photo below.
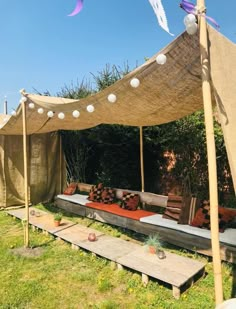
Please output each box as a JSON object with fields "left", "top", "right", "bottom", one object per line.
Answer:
{"left": 54, "top": 212, "right": 63, "bottom": 227}
{"left": 145, "top": 234, "right": 165, "bottom": 258}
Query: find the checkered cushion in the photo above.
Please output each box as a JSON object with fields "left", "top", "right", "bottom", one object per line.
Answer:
{"left": 101, "top": 187, "right": 115, "bottom": 204}
{"left": 120, "top": 191, "right": 140, "bottom": 211}
{"left": 191, "top": 200, "right": 236, "bottom": 232}
{"left": 88, "top": 183, "right": 103, "bottom": 202}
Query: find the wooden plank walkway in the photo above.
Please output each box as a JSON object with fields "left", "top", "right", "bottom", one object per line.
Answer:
{"left": 6, "top": 207, "right": 206, "bottom": 299}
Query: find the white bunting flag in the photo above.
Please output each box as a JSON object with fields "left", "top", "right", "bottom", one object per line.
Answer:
{"left": 149, "top": 0, "right": 174, "bottom": 36}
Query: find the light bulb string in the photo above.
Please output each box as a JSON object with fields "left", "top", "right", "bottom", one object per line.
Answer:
{"left": 16, "top": 56, "right": 164, "bottom": 119}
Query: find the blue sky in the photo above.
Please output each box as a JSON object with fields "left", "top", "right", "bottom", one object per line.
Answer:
{"left": 0, "top": 0, "right": 235, "bottom": 112}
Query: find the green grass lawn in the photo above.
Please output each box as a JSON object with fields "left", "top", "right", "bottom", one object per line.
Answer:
{"left": 0, "top": 205, "right": 235, "bottom": 309}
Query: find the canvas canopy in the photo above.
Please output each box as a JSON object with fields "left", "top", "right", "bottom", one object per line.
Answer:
{"left": 0, "top": 30, "right": 204, "bottom": 134}
{"left": 0, "top": 25, "right": 235, "bottom": 208}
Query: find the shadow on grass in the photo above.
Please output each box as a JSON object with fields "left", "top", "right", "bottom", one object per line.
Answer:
{"left": 231, "top": 265, "right": 236, "bottom": 298}
{"left": 31, "top": 238, "right": 55, "bottom": 249}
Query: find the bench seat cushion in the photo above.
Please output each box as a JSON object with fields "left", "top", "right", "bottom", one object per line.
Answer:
{"left": 140, "top": 214, "right": 236, "bottom": 246}
{"left": 86, "top": 202, "right": 155, "bottom": 220}
{"left": 57, "top": 194, "right": 89, "bottom": 205}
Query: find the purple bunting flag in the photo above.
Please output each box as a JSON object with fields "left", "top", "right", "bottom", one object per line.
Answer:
{"left": 68, "top": 0, "right": 84, "bottom": 17}
{"left": 180, "top": 0, "right": 219, "bottom": 28}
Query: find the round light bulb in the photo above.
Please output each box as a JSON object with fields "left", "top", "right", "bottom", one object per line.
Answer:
{"left": 107, "top": 93, "right": 117, "bottom": 103}
{"left": 20, "top": 96, "right": 27, "bottom": 103}
{"left": 37, "top": 108, "right": 44, "bottom": 114}
{"left": 28, "top": 103, "right": 35, "bottom": 109}
{"left": 58, "top": 112, "right": 65, "bottom": 119}
{"left": 156, "top": 54, "right": 167, "bottom": 65}
{"left": 47, "top": 111, "right": 54, "bottom": 118}
{"left": 184, "top": 14, "right": 196, "bottom": 26}
{"left": 130, "top": 78, "right": 140, "bottom": 88}
{"left": 72, "top": 110, "right": 80, "bottom": 118}
{"left": 86, "top": 105, "right": 95, "bottom": 113}
{"left": 11, "top": 110, "right": 17, "bottom": 116}
{"left": 186, "top": 23, "right": 198, "bottom": 35}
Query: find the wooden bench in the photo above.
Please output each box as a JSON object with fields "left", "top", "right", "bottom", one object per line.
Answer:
{"left": 55, "top": 186, "right": 236, "bottom": 264}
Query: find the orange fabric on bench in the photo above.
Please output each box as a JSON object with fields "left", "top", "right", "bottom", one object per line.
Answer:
{"left": 85, "top": 202, "right": 155, "bottom": 220}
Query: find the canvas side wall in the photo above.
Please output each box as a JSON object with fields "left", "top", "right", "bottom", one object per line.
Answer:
{"left": 0, "top": 132, "right": 66, "bottom": 208}
{"left": 208, "top": 27, "right": 236, "bottom": 194}
{"left": 0, "top": 135, "right": 28, "bottom": 207}
{"left": 30, "top": 133, "right": 66, "bottom": 204}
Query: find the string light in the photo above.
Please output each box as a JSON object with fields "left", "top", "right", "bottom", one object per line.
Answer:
{"left": 58, "top": 112, "right": 65, "bottom": 119}
{"left": 20, "top": 96, "right": 27, "bottom": 103}
{"left": 47, "top": 111, "right": 54, "bottom": 118}
{"left": 130, "top": 78, "right": 140, "bottom": 88}
{"left": 156, "top": 54, "right": 167, "bottom": 65}
{"left": 37, "top": 108, "right": 44, "bottom": 114}
{"left": 186, "top": 23, "right": 198, "bottom": 35}
{"left": 184, "top": 14, "right": 196, "bottom": 26}
{"left": 29, "top": 103, "right": 35, "bottom": 109}
{"left": 86, "top": 105, "right": 95, "bottom": 113}
{"left": 184, "top": 13, "right": 198, "bottom": 35}
{"left": 107, "top": 94, "right": 117, "bottom": 103}
{"left": 72, "top": 110, "right": 80, "bottom": 118}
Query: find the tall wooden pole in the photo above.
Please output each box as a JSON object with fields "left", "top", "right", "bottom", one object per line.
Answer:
{"left": 139, "top": 126, "right": 145, "bottom": 193}
{"left": 197, "top": 0, "right": 223, "bottom": 304}
{"left": 59, "top": 133, "right": 63, "bottom": 194}
{"left": 22, "top": 100, "right": 29, "bottom": 248}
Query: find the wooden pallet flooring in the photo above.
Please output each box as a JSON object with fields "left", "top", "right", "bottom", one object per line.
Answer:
{"left": 6, "top": 207, "right": 206, "bottom": 299}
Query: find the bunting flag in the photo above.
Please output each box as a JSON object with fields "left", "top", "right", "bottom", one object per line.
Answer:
{"left": 68, "top": 0, "right": 84, "bottom": 16}
{"left": 149, "top": 0, "right": 174, "bottom": 36}
{"left": 180, "top": 0, "right": 220, "bottom": 28}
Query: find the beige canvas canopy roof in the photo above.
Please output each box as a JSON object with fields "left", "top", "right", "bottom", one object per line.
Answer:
{"left": 0, "top": 26, "right": 235, "bottom": 191}
{"left": 0, "top": 30, "right": 204, "bottom": 134}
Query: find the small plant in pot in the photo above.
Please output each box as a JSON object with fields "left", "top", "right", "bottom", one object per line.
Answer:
{"left": 145, "top": 234, "right": 166, "bottom": 259}
{"left": 54, "top": 213, "right": 63, "bottom": 227}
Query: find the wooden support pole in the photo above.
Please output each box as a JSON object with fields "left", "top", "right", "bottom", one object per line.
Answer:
{"left": 139, "top": 126, "right": 145, "bottom": 193}
{"left": 197, "top": 0, "right": 223, "bottom": 305}
{"left": 142, "top": 273, "right": 149, "bottom": 286}
{"left": 59, "top": 133, "right": 63, "bottom": 194}
{"left": 22, "top": 100, "right": 29, "bottom": 248}
{"left": 117, "top": 263, "right": 124, "bottom": 271}
{"left": 172, "top": 286, "right": 180, "bottom": 299}
{"left": 110, "top": 261, "right": 116, "bottom": 270}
